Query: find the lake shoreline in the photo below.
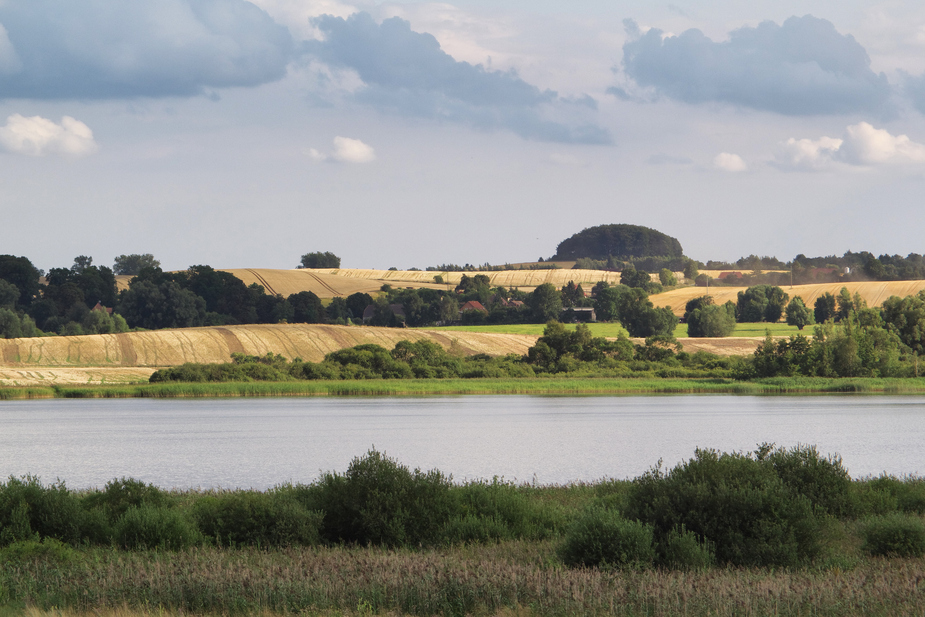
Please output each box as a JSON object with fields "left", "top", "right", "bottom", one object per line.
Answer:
{"left": 4, "top": 376, "right": 925, "bottom": 399}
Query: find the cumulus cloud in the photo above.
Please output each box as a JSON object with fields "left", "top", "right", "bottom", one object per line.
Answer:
{"left": 713, "top": 152, "right": 748, "bottom": 172}
{"left": 305, "top": 12, "right": 611, "bottom": 144}
{"left": 0, "top": 0, "right": 293, "bottom": 99}
{"left": 773, "top": 122, "right": 925, "bottom": 170}
{"left": 308, "top": 136, "right": 376, "bottom": 163}
{"left": 621, "top": 15, "right": 891, "bottom": 115}
{"left": 0, "top": 114, "right": 98, "bottom": 156}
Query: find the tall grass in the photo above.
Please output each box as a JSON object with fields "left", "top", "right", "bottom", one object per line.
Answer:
{"left": 3, "top": 376, "right": 925, "bottom": 399}
{"left": 4, "top": 544, "right": 925, "bottom": 616}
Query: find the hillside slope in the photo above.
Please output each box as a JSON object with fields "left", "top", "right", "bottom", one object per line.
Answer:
{"left": 0, "top": 324, "right": 539, "bottom": 369}
{"left": 649, "top": 281, "right": 925, "bottom": 316}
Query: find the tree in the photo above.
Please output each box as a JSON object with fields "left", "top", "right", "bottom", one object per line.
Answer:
{"left": 785, "top": 297, "right": 814, "bottom": 330}
{"left": 881, "top": 291, "right": 925, "bottom": 355}
{"left": 683, "top": 259, "right": 699, "bottom": 280}
{"left": 0, "top": 307, "right": 22, "bottom": 338}
{"left": 113, "top": 254, "right": 160, "bottom": 275}
{"left": 620, "top": 267, "right": 652, "bottom": 289}
{"left": 288, "top": 291, "right": 326, "bottom": 323}
{"left": 71, "top": 255, "right": 93, "bottom": 273}
{"left": 736, "top": 285, "right": 789, "bottom": 323}
{"left": 659, "top": 268, "right": 677, "bottom": 287}
{"left": 345, "top": 292, "right": 373, "bottom": 320}
{"left": 529, "top": 283, "right": 563, "bottom": 322}
{"left": 0, "top": 255, "right": 40, "bottom": 308}
{"left": 0, "top": 279, "right": 20, "bottom": 309}
{"left": 298, "top": 251, "right": 341, "bottom": 269}
{"left": 117, "top": 280, "right": 206, "bottom": 330}
{"left": 553, "top": 224, "right": 683, "bottom": 261}
{"left": 687, "top": 303, "right": 736, "bottom": 337}
{"left": 814, "top": 293, "right": 836, "bottom": 324}
{"left": 561, "top": 280, "right": 584, "bottom": 308}
{"left": 683, "top": 295, "right": 713, "bottom": 322}
{"left": 836, "top": 287, "right": 865, "bottom": 322}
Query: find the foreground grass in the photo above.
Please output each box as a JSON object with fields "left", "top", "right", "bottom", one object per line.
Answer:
{"left": 3, "top": 542, "right": 924, "bottom": 617}
{"left": 5, "top": 376, "right": 925, "bottom": 399}
{"left": 426, "top": 322, "right": 803, "bottom": 338}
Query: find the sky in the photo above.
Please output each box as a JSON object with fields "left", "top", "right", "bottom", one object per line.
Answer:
{"left": 2, "top": 0, "right": 925, "bottom": 271}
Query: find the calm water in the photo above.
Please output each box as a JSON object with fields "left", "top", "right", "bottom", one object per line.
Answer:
{"left": 0, "top": 395, "right": 923, "bottom": 489}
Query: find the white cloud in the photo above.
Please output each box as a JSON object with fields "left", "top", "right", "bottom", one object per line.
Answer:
{"left": 838, "top": 122, "right": 925, "bottom": 165}
{"left": 308, "top": 136, "right": 376, "bottom": 163}
{"left": 774, "top": 122, "right": 925, "bottom": 170}
{"left": 0, "top": 114, "right": 98, "bottom": 156}
{"left": 775, "top": 136, "right": 843, "bottom": 171}
{"left": 713, "top": 152, "right": 747, "bottom": 172}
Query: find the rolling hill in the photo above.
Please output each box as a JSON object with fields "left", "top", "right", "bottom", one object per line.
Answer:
{"left": 649, "top": 281, "right": 925, "bottom": 316}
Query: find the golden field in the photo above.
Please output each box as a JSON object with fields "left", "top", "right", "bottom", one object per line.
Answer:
{"left": 116, "top": 268, "right": 627, "bottom": 297}
{"left": 0, "top": 324, "right": 540, "bottom": 386}
{"left": 650, "top": 280, "right": 925, "bottom": 316}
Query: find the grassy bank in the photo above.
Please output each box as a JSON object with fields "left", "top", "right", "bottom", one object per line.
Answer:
{"left": 4, "top": 376, "right": 925, "bottom": 399}
{"left": 4, "top": 544, "right": 925, "bottom": 617}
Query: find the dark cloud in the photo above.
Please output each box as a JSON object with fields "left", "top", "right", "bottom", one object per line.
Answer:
{"left": 0, "top": 0, "right": 294, "bottom": 99}
{"left": 308, "top": 12, "right": 611, "bottom": 144}
{"left": 621, "top": 15, "right": 891, "bottom": 115}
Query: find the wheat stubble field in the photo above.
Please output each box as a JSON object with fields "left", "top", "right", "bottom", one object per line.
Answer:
{"left": 0, "top": 324, "right": 541, "bottom": 386}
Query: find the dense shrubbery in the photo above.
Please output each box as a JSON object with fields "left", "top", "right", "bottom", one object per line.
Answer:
{"left": 1, "top": 447, "right": 924, "bottom": 576}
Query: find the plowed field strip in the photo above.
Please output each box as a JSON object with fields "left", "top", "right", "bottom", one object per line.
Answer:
{"left": 246, "top": 269, "right": 278, "bottom": 296}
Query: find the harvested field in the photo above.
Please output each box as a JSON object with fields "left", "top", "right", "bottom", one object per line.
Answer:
{"left": 0, "top": 367, "right": 155, "bottom": 387}
{"left": 312, "top": 268, "right": 625, "bottom": 293}
{"left": 650, "top": 280, "right": 925, "bottom": 316}
{"left": 0, "top": 324, "right": 540, "bottom": 370}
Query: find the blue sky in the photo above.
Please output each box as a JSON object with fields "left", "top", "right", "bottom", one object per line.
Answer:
{"left": 2, "top": 0, "right": 925, "bottom": 271}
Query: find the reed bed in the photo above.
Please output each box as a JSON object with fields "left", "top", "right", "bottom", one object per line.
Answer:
{"left": 4, "top": 376, "right": 925, "bottom": 400}
{"left": 4, "top": 543, "right": 925, "bottom": 616}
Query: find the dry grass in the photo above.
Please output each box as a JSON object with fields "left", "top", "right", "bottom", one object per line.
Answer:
{"left": 650, "top": 280, "right": 925, "bottom": 316}
{"left": 6, "top": 543, "right": 925, "bottom": 616}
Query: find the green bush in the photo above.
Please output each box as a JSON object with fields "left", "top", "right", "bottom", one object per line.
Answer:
{"left": 82, "top": 477, "right": 172, "bottom": 522}
{"left": 113, "top": 505, "right": 201, "bottom": 550}
{"left": 625, "top": 449, "right": 821, "bottom": 567}
{"left": 0, "top": 537, "right": 78, "bottom": 564}
{"left": 193, "top": 490, "right": 321, "bottom": 547}
{"left": 759, "top": 443, "right": 854, "bottom": 517}
{"left": 296, "top": 449, "right": 454, "bottom": 547}
{"left": 854, "top": 476, "right": 925, "bottom": 517}
{"left": 661, "top": 525, "right": 715, "bottom": 570}
{"left": 860, "top": 513, "right": 925, "bottom": 557}
{"left": 444, "top": 480, "right": 565, "bottom": 543}
{"left": 559, "top": 507, "right": 655, "bottom": 569}
{"left": 0, "top": 476, "right": 85, "bottom": 546}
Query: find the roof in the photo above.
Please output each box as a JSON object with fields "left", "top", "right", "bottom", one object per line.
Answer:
{"left": 459, "top": 300, "right": 488, "bottom": 313}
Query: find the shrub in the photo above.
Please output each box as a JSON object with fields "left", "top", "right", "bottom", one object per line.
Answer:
{"left": 445, "top": 480, "right": 565, "bottom": 543}
{"left": 855, "top": 475, "right": 925, "bottom": 517}
{"left": 759, "top": 444, "right": 854, "bottom": 517}
{"left": 860, "top": 513, "right": 925, "bottom": 557}
{"left": 625, "top": 449, "right": 821, "bottom": 567}
{"left": 0, "top": 537, "right": 78, "bottom": 564}
{"left": 661, "top": 525, "right": 715, "bottom": 570}
{"left": 82, "top": 477, "right": 172, "bottom": 522}
{"left": 0, "top": 476, "right": 84, "bottom": 546}
{"left": 296, "top": 449, "right": 454, "bottom": 547}
{"left": 193, "top": 490, "right": 322, "bottom": 547}
{"left": 559, "top": 507, "right": 655, "bottom": 569}
{"left": 113, "top": 505, "right": 201, "bottom": 550}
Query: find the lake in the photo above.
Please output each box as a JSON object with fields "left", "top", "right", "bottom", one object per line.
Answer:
{"left": 0, "top": 395, "right": 922, "bottom": 489}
